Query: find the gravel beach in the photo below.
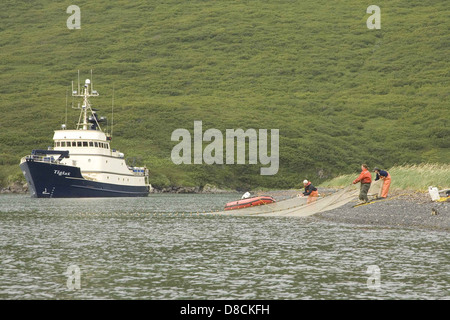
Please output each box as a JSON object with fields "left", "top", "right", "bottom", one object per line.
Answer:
{"left": 311, "top": 190, "right": 450, "bottom": 232}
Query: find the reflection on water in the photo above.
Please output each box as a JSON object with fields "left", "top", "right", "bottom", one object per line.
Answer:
{"left": 0, "top": 194, "right": 448, "bottom": 299}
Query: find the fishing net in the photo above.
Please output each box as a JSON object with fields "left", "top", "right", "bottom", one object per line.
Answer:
{"left": 206, "top": 180, "right": 383, "bottom": 217}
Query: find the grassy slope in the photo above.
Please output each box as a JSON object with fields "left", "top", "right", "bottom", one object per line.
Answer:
{"left": 0, "top": 0, "right": 449, "bottom": 189}
{"left": 319, "top": 164, "right": 450, "bottom": 191}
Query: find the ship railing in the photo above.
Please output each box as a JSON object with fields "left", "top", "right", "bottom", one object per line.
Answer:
{"left": 22, "top": 150, "right": 69, "bottom": 164}
{"left": 23, "top": 155, "right": 58, "bottom": 164}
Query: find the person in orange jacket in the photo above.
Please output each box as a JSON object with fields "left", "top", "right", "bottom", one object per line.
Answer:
{"left": 353, "top": 164, "right": 372, "bottom": 203}
{"left": 374, "top": 167, "right": 391, "bottom": 199}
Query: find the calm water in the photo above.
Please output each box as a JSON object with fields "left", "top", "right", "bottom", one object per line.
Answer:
{"left": 0, "top": 194, "right": 448, "bottom": 300}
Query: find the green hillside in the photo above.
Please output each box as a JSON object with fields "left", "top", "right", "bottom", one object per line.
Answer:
{"left": 320, "top": 163, "right": 450, "bottom": 191}
{"left": 0, "top": 0, "right": 448, "bottom": 190}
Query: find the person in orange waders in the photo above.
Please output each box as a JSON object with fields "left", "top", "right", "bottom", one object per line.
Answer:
{"left": 301, "top": 179, "right": 319, "bottom": 204}
{"left": 374, "top": 167, "right": 391, "bottom": 199}
{"left": 352, "top": 164, "right": 372, "bottom": 203}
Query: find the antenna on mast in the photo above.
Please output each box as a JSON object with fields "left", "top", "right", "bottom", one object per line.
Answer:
{"left": 71, "top": 81, "right": 75, "bottom": 109}
{"left": 111, "top": 84, "right": 115, "bottom": 139}
{"left": 63, "top": 87, "right": 68, "bottom": 129}
{"left": 71, "top": 70, "right": 102, "bottom": 131}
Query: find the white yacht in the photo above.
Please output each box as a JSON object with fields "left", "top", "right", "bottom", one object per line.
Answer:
{"left": 20, "top": 74, "right": 151, "bottom": 197}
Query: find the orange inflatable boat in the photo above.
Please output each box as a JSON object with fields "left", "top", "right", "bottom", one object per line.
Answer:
{"left": 224, "top": 196, "right": 276, "bottom": 211}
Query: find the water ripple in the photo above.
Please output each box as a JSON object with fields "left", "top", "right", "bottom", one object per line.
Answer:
{"left": 0, "top": 194, "right": 448, "bottom": 299}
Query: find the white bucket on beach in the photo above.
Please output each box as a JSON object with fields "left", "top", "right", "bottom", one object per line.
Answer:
{"left": 428, "top": 186, "right": 440, "bottom": 201}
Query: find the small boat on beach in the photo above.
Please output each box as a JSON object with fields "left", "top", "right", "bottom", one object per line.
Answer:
{"left": 224, "top": 196, "right": 276, "bottom": 211}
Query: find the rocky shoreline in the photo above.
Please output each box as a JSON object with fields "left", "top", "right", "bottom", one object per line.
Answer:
{"left": 0, "top": 181, "right": 28, "bottom": 194}
{"left": 0, "top": 181, "right": 236, "bottom": 195}
{"left": 150, "top": 183, "right": 237, "bottom": 194}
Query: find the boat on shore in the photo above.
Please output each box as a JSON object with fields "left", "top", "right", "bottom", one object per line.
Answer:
{"left": 224, "top": 195, "right": 276, "bottom": 211}
{"left": 20, "top": 73, "right": 151, "bottom": 198}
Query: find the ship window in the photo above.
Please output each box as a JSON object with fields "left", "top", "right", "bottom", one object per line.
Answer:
{"left": 89, "top": 142, "right": 93, "bottom": 147}
{"left": 77, "top": 141, "right": 82, "bottom": 147}
{"left": 61, "top": 141, "right": 66, "bottom": 147}
{"left": 106, "top": 144, "right": 109, "bottom": 149}
{"left": 83, "top": 141, "right": 88, "bottom": 147}
{"left": 94, "top": 142, "right": 98, "bottom": 147}
{"left": 55, "top": 142, "right": 60, "bottom": 147}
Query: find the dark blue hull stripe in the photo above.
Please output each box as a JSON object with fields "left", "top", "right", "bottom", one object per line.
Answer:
{"left": 70, "top": 184, "right": 147, "bottom": 195}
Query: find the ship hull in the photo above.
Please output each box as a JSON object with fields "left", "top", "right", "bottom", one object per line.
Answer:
{"left": 20, "top": 159, "right": 149, "bottom": 198}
